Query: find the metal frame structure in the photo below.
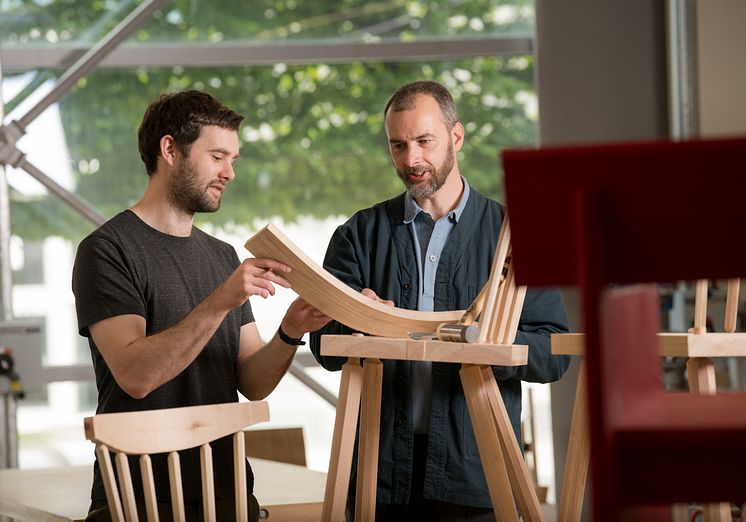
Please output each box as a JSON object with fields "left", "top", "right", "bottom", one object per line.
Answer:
{"left": 0, "top": 0, "right": 169, "bottom": 468}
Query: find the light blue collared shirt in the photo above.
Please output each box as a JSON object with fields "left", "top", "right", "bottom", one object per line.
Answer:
{"left": 403, "top": 177, "right": 470, "bottom": 433}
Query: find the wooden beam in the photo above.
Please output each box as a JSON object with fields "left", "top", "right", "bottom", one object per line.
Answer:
{"left": 553, "top": 332, "right": 746, "bottom": 358}
{"left": 321, "top": 335, "right": 528, "bottom": 366}
{"left": 245, "top": 224, "right": 464, "bottom": 338}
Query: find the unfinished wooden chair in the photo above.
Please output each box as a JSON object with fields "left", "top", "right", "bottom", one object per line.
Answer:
{"left": 84, "top": 401, "right": 269, "bottom": 522}
{"left": 245, "top": 219, "right": 541, "bottom": 521}
{"left": 504, "top": 136, "right": 746, "bottom": 521}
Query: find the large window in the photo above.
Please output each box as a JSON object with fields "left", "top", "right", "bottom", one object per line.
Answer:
{"left": 1, "top": 0, "right": 551, "bottom": 491}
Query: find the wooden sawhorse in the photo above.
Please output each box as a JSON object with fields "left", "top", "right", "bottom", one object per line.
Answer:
{"left": 319, "top": 217, "right": 546, "bottom": 522}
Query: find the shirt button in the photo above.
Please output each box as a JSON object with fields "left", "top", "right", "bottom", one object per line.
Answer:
{"left": 429, "top": 255, "right": 437, "bottom": 262}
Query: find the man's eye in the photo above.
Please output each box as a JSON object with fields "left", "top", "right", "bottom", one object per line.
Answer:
{"left": 212, "top": 155, "right": 222, "bottom": 161}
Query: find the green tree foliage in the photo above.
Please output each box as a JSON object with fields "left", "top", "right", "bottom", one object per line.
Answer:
{"left": 3, "top": 0, "right": 536, "bottom": 239}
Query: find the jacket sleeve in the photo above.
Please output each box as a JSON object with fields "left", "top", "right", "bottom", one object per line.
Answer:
{"left": 309, "top": 224, "right": 363, "bottom": 371}
{"left": 491, "top": 287, "right": 572, "bottom": 383}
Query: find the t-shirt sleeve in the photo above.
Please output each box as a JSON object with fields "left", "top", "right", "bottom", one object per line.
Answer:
{"left": 72, "top": 234, "right": 146, "bottom": 337}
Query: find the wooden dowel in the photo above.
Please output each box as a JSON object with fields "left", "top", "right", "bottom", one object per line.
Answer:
{"left": 693, "top": 279, "right": 708, "bottom": 334}
{"left": 479, "top": 216, "right": 512, "bottom": 344}
{"left": 724, "top": 278, "right": 740, "bottom": 333}
{"left": 460, "top": 284, "right": 489, "bottom": 325}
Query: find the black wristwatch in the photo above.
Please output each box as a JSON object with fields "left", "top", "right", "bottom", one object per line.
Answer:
{"left": 278, "top": 326, "right": 306, "bottom": 346}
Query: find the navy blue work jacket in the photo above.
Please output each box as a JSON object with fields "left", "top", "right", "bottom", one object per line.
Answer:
{"left": 310, "top": 188, "right": 570, "bottom": 508}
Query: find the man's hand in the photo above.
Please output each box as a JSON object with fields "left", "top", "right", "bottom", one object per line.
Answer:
{"left": 361, "top": 288, "right": 395, "bottom": 307}
{"left": 215, "top": 257, "right": 292, "bottom": 310}
{"left": 280, "top": 297, "right": 332, "bottom": 339}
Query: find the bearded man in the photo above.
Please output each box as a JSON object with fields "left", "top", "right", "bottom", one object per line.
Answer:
{"left": 310, "top": 80, "right": 571, "bottom": 521}
{"left": 73, "top": 90, "right": 330, "bottom": 522}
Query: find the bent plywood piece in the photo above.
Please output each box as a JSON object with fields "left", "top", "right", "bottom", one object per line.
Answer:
{"left": 245, "top": 224, "right": 464, "bottom": 337}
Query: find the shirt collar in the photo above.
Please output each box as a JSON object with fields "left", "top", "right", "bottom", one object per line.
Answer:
{"left": 403, "top": 176, "right": 471, "bottom": 224}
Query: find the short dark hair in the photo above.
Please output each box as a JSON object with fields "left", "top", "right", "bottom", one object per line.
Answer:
{"left": 137, "top": 90, "right": 244, "bottom": 175}
{"left": 384, "top": 80, "right": 459, "bottom": 129}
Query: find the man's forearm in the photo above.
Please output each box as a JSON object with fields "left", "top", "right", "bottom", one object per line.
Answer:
{"left": 237, "top": 333, "right": 298, "bottom": 400}
{"left": 113, "top": 292, "right": 231, "bottom": 398}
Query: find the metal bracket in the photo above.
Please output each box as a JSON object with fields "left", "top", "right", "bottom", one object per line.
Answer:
{"left": 0, "top": 121, "right": 26, "bottom": 169}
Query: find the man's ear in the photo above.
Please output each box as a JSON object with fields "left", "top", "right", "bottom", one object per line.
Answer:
{"left": 451, "top": 121, "right": 465, "bottom": 152}
{"left": 159, "top": 135, "right": 178, "bottom": 167}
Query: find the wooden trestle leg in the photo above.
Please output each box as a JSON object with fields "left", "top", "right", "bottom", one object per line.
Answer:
{"left": 481, "top": 366, "right": 545, "bottom": 522}
{"left": 355, "top": 359, "right": 384, "bottom": 522}
{"left": 687, "top": 358, "right": 733, "bottom": 522}
{"left": 460, "top": 364, "right": 519, "bottom": 522}
{"left": 558, "top": 359, "right": 590, "bottom": 522}
{"left": 322, "top": 358, "right": 364, "bottom": 522}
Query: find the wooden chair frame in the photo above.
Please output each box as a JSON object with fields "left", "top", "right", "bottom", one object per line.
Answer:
{"left": 84, "top": 401, "right": 269, "bottom": 522}
{"left": 313, "top": 217, "right": 544, "bottom": 522}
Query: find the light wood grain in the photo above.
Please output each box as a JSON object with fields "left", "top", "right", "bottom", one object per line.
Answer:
{"left": 481, "top": 367, "right": 544, "bottom": 522}
{"left": 84, "top": 402, "right": 269, "bottom": 522}
{"left": 557, "top": 360, "right": 589, "bottom": 522}
{"left": 478, "top": 217, "right": 512, "bottom": 344}
{"left": 115, "top": 452, "right": 137, "bottom": 522}
{"left": 460, "top": 365, "right": 519, "bottom": 521}
{"left": 693, "top": 279, "right": 709, "bottom": 334}
{"left": 234, "top": 431, "right": 248, "bottom": 522}
{"left": 460, "top": 283, "right": 489, "bottom": 325}
{"left": 553, "top": 332, "right": 746, "bottom": 358}
{"left": 140, "top": 454, "right": 158, "bottom": 522}
{"left": 321, "top": 358, "right": 363, "bottom": 522}
{"left": 167, "top": 452, "right": 185, "bottom": 522}
{"left": 686, "top": 358, "right": 732, "bottom": 522}
{"left": 725, "top": 278, "right": 741, "bottom": 333}
{"left": 84, "top": 401, "right": 269, "bottom": 454}
{"left": 355, "top": 359, "right": 383, "bottom": 522}
{"left": 98, "top": 444, "right": 124, "bottom": 522}
{"left": 321, "top": 335, "right": 527, "bottom": 366}
{"left": 245, "top": 224, "right": 464, "bottom": 337}
{"left": 199, "top": 445, "right": 215, "bottom": 522}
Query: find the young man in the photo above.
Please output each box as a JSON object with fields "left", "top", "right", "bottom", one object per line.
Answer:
{"left": 310, "top": 80, "right": 571, "bottom": 521}
{"left": 73, "top": 90, "right": 330, "bottom": 522}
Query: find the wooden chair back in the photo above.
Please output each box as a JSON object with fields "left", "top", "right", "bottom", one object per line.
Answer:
{"left": 84, "top": 401, "right": 269, "bottom": 522}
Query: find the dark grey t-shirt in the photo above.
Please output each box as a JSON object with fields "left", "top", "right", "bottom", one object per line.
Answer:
{"left": 72, "top": 210, "right": 254, "bottom": 502}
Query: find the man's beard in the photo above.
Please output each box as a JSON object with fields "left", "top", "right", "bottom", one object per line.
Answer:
{"left": 168, "top": 157, "right": 223, "bottom": 213}
{"left": 396, "top": 143, "right": 455, "bottom": 200}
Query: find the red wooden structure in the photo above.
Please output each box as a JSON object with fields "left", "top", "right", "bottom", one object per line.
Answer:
{"left": 503, "top": 137, "right": 746, "bottom": 520}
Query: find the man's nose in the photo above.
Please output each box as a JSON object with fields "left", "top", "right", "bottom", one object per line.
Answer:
{"left": 404, "top": 144, "right": 422, "bottom": 166}
{"left": 220, "top": 161, "right": 235, "bottom": 181}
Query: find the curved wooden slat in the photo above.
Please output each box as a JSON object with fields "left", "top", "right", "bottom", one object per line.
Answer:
{"left": 84, "top": 401, "right": 269, "bottom": 454}
{"left": 245, "top": 224, "right": 464, "bottom": 337}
